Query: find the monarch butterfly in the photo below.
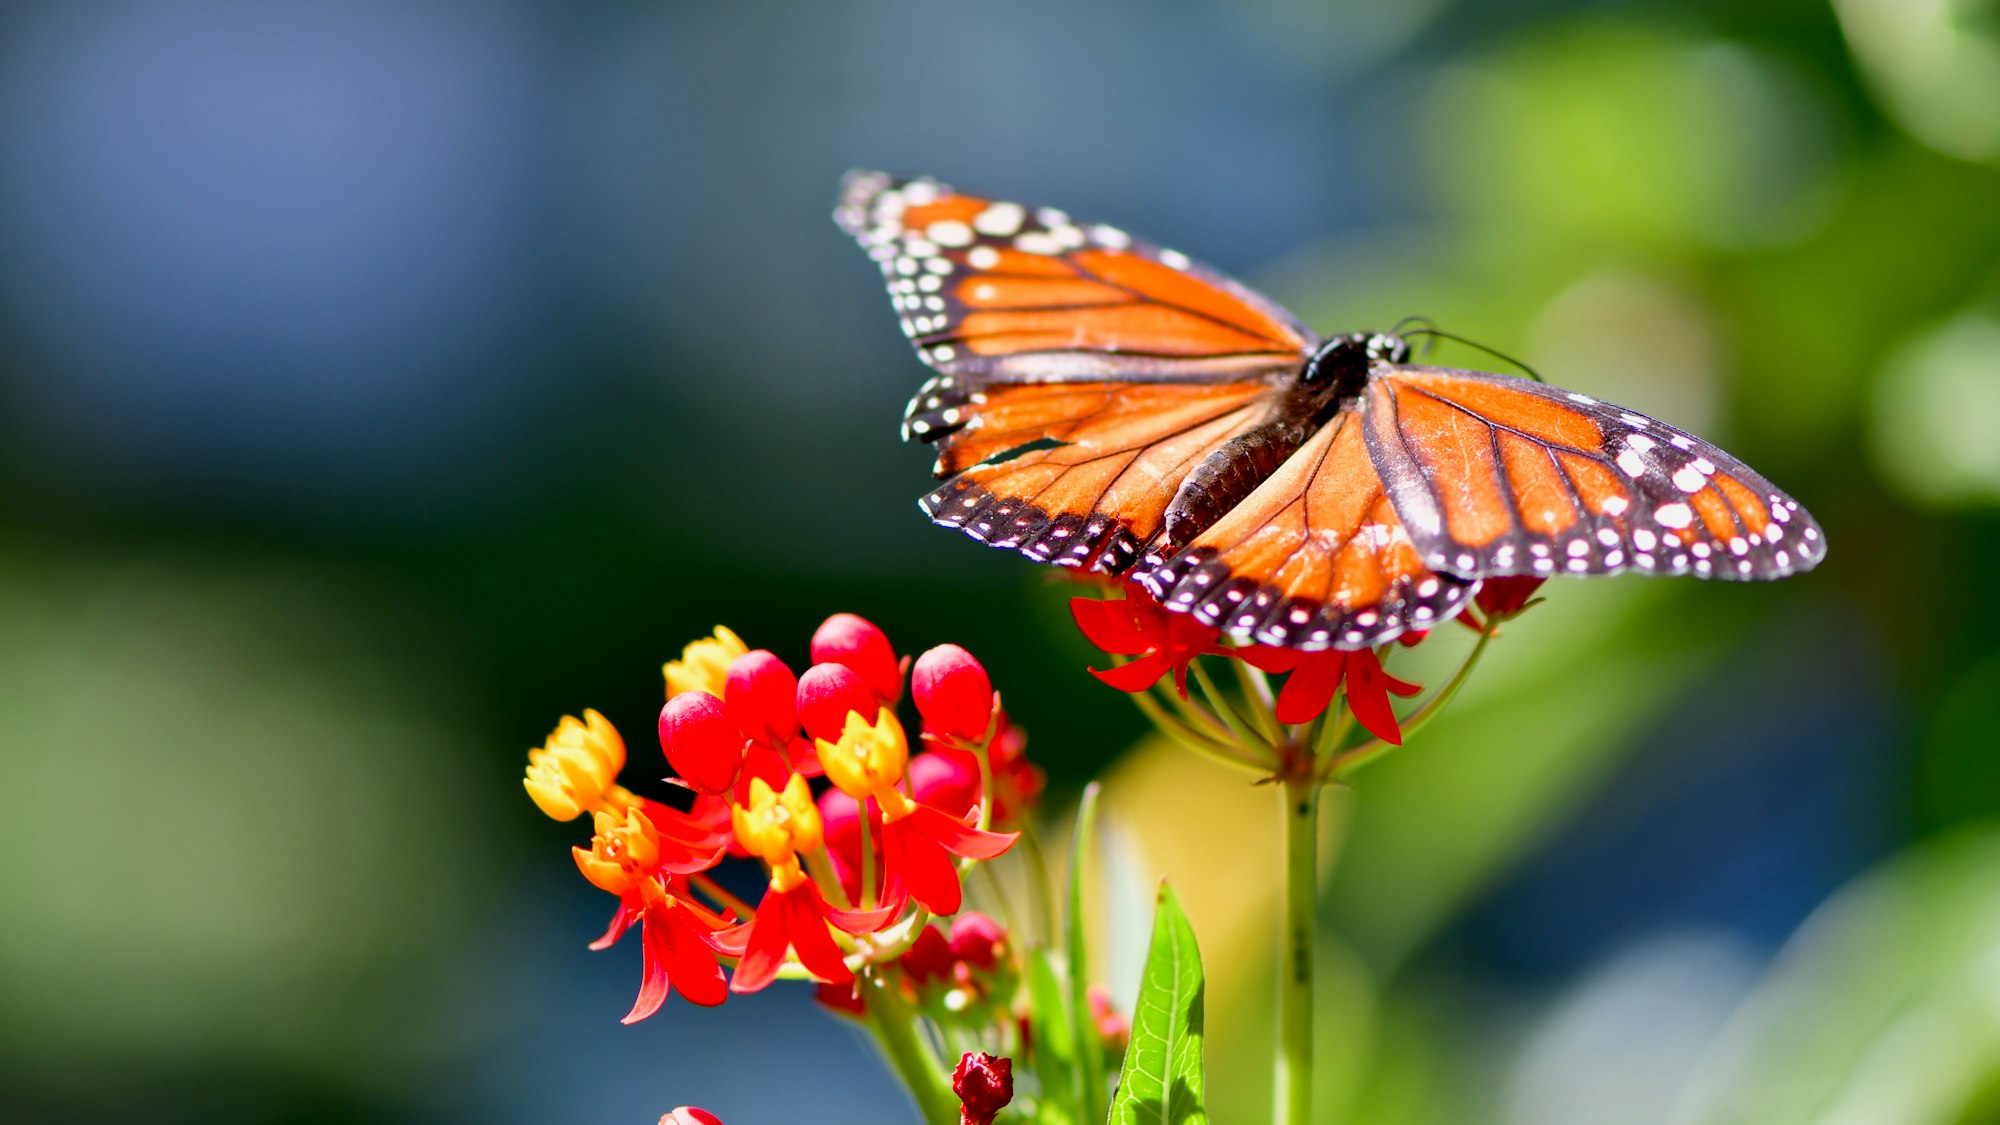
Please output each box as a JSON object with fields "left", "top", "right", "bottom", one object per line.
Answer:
{"left": 834, "top": 171, "right": 1824, "bottom": 652}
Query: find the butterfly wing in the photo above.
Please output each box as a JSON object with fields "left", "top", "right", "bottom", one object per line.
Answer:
{"left": 836, "top": 171, "right": 1314, "bottom": 390}
{"left": 1134, "top": 408, "right": 1477, "bottom": 650}
{"left": 837, "top": 171, "right": 1318, "bottom": 573}
{"left": 1365, "top": 366, "right": 1826, "bottom": 581}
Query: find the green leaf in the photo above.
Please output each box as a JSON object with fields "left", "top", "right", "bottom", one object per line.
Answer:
{"left": 1108, "top": 882, "right": 1207, "bottom": 1125}
{"left": 1026, "top": 946, "right": 1079, "bottom": 1125}
{"left": 1067, "top": 782, "right": 1106, "bottom": 1124}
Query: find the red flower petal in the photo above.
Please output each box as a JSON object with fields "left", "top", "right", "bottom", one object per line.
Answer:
{"left": 909, "top": 801, "right": 1017, "bottom": 861}
{"left": 1088, "top": 649, "right": 1172, "bottom": 693}
{"left": 1342, "top": 650, "right": 1411, "bottom": 745}
{"left": 1070, "top": 596, "right": 1151, "bottom": 654}
{"left": 727, "top": 889, "right": 793, "bottom": 994}
{"left": 660, "top": 902, "right": 726, "bottom": 1008}
{"left": 1273, "top": 652, "right": 1346, "bottom": 725}
{"left": 783, "top": 882, "right": 853, "bottom": 985}
{"left": 882, "top": 815, "right": 965, "bottom": 916}
{"left": 590, "top": 897, "right": 641, "bottom": 952}
{"left": 622, "top": 915, "right": 674, "bottom": 1024}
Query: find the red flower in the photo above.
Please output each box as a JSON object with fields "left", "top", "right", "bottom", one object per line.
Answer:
{"left": 918, "top": 713, "right": 1043, "bottom": 828}
{"left": 876, "top": 795, "right": 1017, "bottom": 917}
{"left": 1460, "top": 575, "right": 1548, "bottom": 631}
{"left": 900, "top": 923, "right": 955, "bottom": 987}
{"left": 912, "top": 644, "right": 995, "bottom": 742}
{"left": 796, "top": 662, "right": 881, "bottom": 743}
{"left": 1087, "top": 984, "right": 1130, "bottom": 1052}
{"left": 660, "top": 1108, "right": 724, "bottom": 1125}
{"left": 948, "top": 912, "right": 1005, "bottom": 970}
{"left": 952, "top": 1052, "right": 1014, "bottom": 1125}
{"left": 658, "top": 691, "right": 746, "bottom": 796}
{"left": 811, "top": 613, "right": 905, "bottom": 703}
{"left": 586, "top": 879, "right": 735, "bottom": 1021}
{"left": 728, "top": 878, "right": 855, "bottom": 993}
{"left": 813, "top": 978, "right": 868, "bottom": 1018}
{"left": 1237, "top": 646, "right": 1422, "bottom": 744}
{"left": 1071, "top": 588, "right": 1226, "bottom": 699}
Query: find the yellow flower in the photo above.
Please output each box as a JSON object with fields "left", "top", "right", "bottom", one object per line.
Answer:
{"left": 816, "top": 706, "right": 909, "bottom": 802}
{"left": 731, "top": 773, "right": 824, "bottom": 874}
{"left": 572, "top": 807, "right": 662, "bottom": 895}
{"left": 664, "top": 625, "right": 749, "bottom": 700}
{"left": 524, "top": 709, "right": 626, "bottom": 821}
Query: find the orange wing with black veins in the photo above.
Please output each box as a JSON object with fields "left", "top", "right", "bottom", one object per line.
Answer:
{"left": 1365, "top": 366, "right": 1825, "bottom": 581}
{"left": 1134, "top": 410, "right": 1476, "bottom": 650}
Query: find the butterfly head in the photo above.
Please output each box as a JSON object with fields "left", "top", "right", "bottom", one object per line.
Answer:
{"left": 1302, "top": 333, "right": 1410, "bottom": 399}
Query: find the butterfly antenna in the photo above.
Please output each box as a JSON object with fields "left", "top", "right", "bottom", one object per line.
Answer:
{"left": 1390, "top": 315, "right": 1440, "bottom": 356}
{"left": 1402, "top": 326, "right": 1545, "bottom": 383}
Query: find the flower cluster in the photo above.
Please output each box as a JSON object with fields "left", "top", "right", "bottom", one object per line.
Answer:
{"left": 1072, "top": 576, "right": 1547, "bottom": 773}
{"left": 524, "top": 613, "right": 1028, "bottom": 1021}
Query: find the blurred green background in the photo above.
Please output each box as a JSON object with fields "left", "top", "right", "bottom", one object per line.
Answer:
{"left": 5, "top": 0, "right": 2000, "bottom": 1121}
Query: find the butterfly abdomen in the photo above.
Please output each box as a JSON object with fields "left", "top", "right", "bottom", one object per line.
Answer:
{"left": 1163, "top": 410, "right": 1320, "bottom": 550}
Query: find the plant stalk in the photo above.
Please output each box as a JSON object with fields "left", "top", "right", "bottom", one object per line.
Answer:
{"left": 865, "top": 975, "right": 958, "bottom": 1124}
{"left": 1276, "top": 777, "right": 1317, "bottom": 1125}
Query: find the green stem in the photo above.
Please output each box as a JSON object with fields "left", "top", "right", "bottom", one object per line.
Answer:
{"left": 1232, "top": 657, "right": 1285, "bottom": 744}
{"left": 1021, "top": 822, "right": 1058, "bottom": 950}
{"left": 1128, "top": 687, "right": 1266, "bottom": 771}
{"left": 857, "top": 797, "right": 878, "bottom": 908}
{"left": 865, "top": 975, "right": 958, "bottom": 1124}
{"left": 1191, "top": 658, "right": 1270, "bottom": 753}
{"left": 1276, "top": 778, "right": 1318, "bottom": 1125}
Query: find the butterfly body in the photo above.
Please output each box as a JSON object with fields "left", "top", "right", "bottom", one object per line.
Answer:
{"left": 838, "top": 172, "right": 1824, "bottom": 651}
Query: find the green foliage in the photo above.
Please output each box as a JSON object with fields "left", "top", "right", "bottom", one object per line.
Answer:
{"left": 1108, "top": 883, "right": 1207, "bottom": 1125}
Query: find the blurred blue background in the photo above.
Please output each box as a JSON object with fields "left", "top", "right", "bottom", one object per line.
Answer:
{"left": 6, "top": 0, "right": 2000, "bottom": 1121}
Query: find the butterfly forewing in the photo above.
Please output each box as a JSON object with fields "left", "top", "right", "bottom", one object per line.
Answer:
{"left": 1367, "top": 366, "right": 1826, "bottom": 582}
{"left": 1134, "top": 411, "right": 1477, "bottom": 650}
{"left": 835, "top": 170, "right": 1315, "bottom": 389}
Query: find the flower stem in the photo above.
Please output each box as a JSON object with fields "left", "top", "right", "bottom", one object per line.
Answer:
{"left": 1191, "top": 658, "right": 1270, "bottom": 753}
{"left": 864, "top": 974, "right": 958, "bottom": 1124}
{"left": 858, "top": 797, "right": 878, "bottom": 908}
{"left": 1320, "top": 613, "right": 1500, "bottom": 782}
{"left": 1276, "top": 777, "right": 1318, "bottom": 1125}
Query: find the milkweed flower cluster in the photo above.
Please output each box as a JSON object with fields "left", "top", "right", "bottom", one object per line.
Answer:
{"left": 524, "top": 613, "right": 1027, "bottom": 1022}
{"left": 1071, "top": 576, "right": 1547, "bottom": 776}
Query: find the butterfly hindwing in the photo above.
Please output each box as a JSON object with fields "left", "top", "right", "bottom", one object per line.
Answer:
{"left": 919, "top": 378, "right": 1286, "bottom": 574}
{"left": 1134, "top": 409, "right": 1477, "bottom": 651}
{"left": 1366, "top": 366, "right": 1825, "bottom": 582}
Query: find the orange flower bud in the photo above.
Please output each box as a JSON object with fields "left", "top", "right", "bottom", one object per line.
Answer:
{"left": 731, "top": 774, "right": 823, "bottom": 871}
{"left": 572, "top": 808, "right": 662, "bottom": 895}
{"left": 815, "top": 706, "right": 909, "bottom": 802}
{"left": 524, "top": 709, "right": 626, "bottom": 821}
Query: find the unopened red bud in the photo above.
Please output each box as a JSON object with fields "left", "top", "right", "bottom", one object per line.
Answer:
{"left": 1087, "top": 983, "right": 1130, "bottom": 1050}
{"left": 1475, "top": 575, "right": 1546, "bottom": 619}
{"left": 813, "top": 979, "right": 868, "bottom": 1018}
{"left": 811, "top": 613, "right": 903, "bottom": 702}
{"left": 912, "top": 644, "right": 995, "bottom": 742}
{"left": 725, "top": 650, "right": 800, "bottom": 746}
{"left": 948, "top": 912, "right": 1006, "bottom": 970}
{"left": 659, "top": 1109, "right": 723, "bottom": 1125}
{"left": 796, "top": 662, "right": 879, "bottom": 743}
{"left": 659, "top": 691, "right": 746, "bottom": 795}
{"left": 901, "top": 924, "right": 953, "bottom": 987}
{"left": 952, "top": 1052, "right": 1013, "bottom": 1125}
